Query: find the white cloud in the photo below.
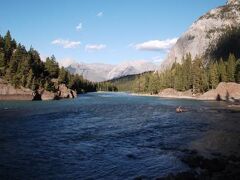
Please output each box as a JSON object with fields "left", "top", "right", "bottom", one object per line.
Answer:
{"left": 97, "top": 12, "right": 103, "bottom": 17}
{"left": 51, "top": 39, "right": 81, "bottom": 48}
{"left": 134, "top": 38, "right": 178, "bottom": 51}
{"left": 85, "top": 44, "right": 106, "bottom": 52}
{"left": 76, "top": 23, "right": 82, "bottom": 31}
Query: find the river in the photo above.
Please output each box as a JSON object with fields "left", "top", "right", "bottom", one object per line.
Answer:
{"left": 0, "top": 92, "right": 239, "bottom": 179}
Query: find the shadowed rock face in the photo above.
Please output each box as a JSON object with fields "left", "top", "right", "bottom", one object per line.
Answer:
{"left": 160, "top": 1, "right": 240, "bottom": 69}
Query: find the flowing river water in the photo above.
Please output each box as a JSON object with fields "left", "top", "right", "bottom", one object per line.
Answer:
{"left": 0, "top": 92, "right": 239, "bottom": 179}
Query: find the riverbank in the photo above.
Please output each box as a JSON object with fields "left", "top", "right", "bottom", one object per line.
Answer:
{"left": 0, "top": 78, "right": 77, "bottom": 101}
{"left": 132, "top": 82, "right": 240, "bottom": 104}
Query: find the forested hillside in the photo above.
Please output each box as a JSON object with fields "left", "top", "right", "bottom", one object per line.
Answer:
{"left": 109, "top": 54, "right": 240, "bottom": 94}
{"left": 0, "top": 31, "right": 96, "bottom": 93}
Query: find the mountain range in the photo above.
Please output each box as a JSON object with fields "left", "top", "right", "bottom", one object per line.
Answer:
{"left": 67, "top": 61, "right": 158, "bottom": 82}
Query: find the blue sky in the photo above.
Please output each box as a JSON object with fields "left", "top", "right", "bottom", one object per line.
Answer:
{"left": 0, "top": 0, "right": 225, "bottom": 66}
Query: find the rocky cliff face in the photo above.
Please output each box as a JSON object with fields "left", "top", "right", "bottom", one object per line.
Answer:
{"left": 161, "top": 0, "right": 240, "bottom": 69}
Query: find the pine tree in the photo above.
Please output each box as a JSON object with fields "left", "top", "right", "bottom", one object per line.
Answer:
{"left": 209, "top": 62, "right": 219, "bottom": 89}
{"left": 218, "top": 58, "right": 227, "bottom": 82}
{"left": 192, "top": 58, "right": 205, "bottom": 93}
{"left": 58, "top": 67, "right": 68, "bottom": 84}
{"left": 148, "top": 73, "right": 159, "bottom": 94}
{"left": 4, "top": 30, "right": 13, "bottom": 61}
{"left": 0, "top": 51, "right": 5, "bottom": 75}
{"left": 226, "top": 53, "right": 236, "bottom": 82}
{"left": 0, "top": 30, "right": 97, "bottom": 93}
{"left": 26, "top": 69, "right": 33, "bottom": 88}
{"left": 31, "top": 77, "right": 37, "bottom": 90}
{"left": 44, "top": 56, "right": 59, "bottom": 78}
{"left": 144, "top": 74, "right": 150, "bottom": 92}
{"left": 174, "top": 63, "right": 184, "bottom": 91}
{"left": 235, "top": 59, "right": 240, "bottom": 83}
{"left": 0, "top": 35, "right": 4, "bottom": 49}
{"left": 182, "top": 53, "right": 192, "bottom": 90}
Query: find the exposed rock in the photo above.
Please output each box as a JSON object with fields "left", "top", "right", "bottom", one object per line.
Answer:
{"left": 200, "top": 82, "right": 240, "bottom": 101}
{"left": 0, "top": 78, "right": 77, "bottom": 101}
{"left": 41, "top": 90, "right": 57, "bottom": 101}
{"left": 157, "top": 83, "right": 240, "bottom": 102}
{"left": 158, "top": 88, "right": 193, "bottom": 98}
{"left": 0, "top": 78, "right": 34, "bottom": 100}
{"left": 37, "top": 84, "right": 77, "bottom": 100}
{"left": 57, "top": 84, "right": 77, "bottom": 99}
{"left": 160, "top": 1, "right": 240, "bottom": 69}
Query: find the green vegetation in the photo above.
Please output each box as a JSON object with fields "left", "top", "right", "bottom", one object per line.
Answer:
{"left": 96, "top": 82, "right": 118, "bottom": 92}
{"left": 109, "top": 53, "right": 240, "bottom": 94}
{"left": 0, "top": 31, "right": 96, "bottom": 93}
{"left": 106, "top": 72, "right": 153, "bottom": 93}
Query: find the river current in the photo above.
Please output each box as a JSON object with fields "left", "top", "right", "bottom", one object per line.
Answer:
{"left": 0, "top": 92, "right": 239, "bottom": 179}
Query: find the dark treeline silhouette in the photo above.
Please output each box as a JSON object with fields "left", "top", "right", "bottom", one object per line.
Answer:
{"left": 0, "top": 31, "right": 96, "bottom": 93}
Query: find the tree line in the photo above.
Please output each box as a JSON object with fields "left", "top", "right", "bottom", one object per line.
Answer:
{"left": 0, "top": 31, "right": 97, "bottom": 93}
{"left": 110, "top": 53, "right": 240, "bottom": 94}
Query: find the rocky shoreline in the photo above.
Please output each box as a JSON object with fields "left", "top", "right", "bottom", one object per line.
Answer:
{"left": 0, "top": 79, "right": 77, "bottom": 101}
{"left": 132, "top": 82, "right": 240, "bottom": 104}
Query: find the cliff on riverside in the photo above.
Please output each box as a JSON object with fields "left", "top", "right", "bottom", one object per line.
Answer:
{"left": 0, "top": 78, "right": 77, "bottom": 101}
{"left": 160, "top": 0, "right": 240, "bottom": 70}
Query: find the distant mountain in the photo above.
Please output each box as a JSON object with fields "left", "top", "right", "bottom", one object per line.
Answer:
{"left": 107, "top": 61, "right": 157, "bottom": 80}
{"left": 67, "top": 61, "right": 158, "bottom": 82}
{"left": 67, "top": 63, "right": 114, "bottom": 82}
{"left": 161, "top": 0, "right": 240, "bottom": 69}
